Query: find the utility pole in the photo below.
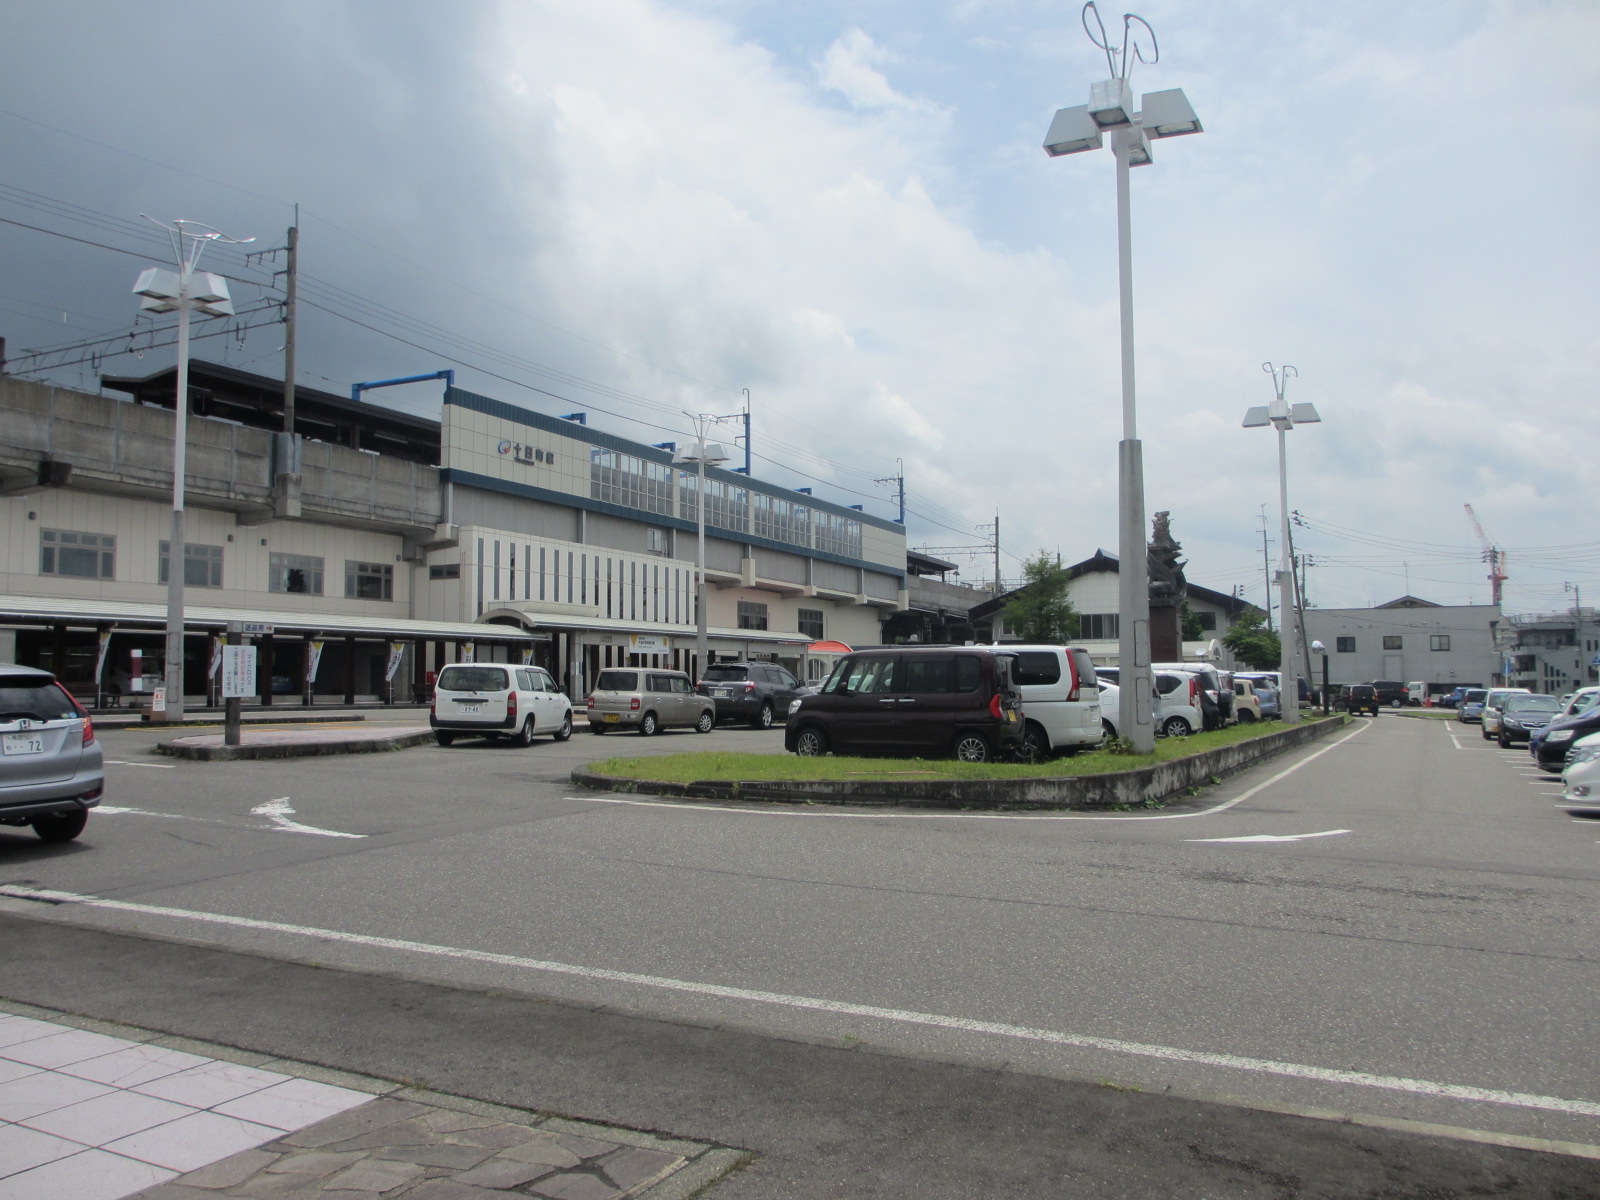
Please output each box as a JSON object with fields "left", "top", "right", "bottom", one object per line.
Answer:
{"left": 1259, "top": 505, "right": 1273, "bottom": 632}
{"left": 281, "top": 214, "right": 298, "bottom": 434}
{"left": 993, "top": 512, "right": 1001, "bottom": 593}
{"left": 873, "top": 459, "right": 906, "bottom": 524}
{"left": 1287, "top": 524, "right": 1315, "bottom": 696}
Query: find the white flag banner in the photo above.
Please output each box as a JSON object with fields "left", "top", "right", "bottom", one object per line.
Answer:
{"left": 385, "top": 642, "right": 406, "bottom": 682}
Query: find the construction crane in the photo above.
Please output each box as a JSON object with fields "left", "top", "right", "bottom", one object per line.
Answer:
{"left": 1463, "top": 503, "right": 1508, "bottom": 606}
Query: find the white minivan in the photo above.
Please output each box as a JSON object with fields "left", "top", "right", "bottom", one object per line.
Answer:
{"left": 430, "top": 663, "right": 575, "bottom": 747}
{"left": 999, "top": 644, "right": 1102, "bottom": 759}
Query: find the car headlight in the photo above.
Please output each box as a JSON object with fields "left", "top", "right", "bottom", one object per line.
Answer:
{"left": 1547, "top": 729, "right": 1576, "bottom": 742}
{"left": 1565, "top": 746, "right": 1600, "bottom": 765}
{"left": 788, "top": 698, "right": 803, "bottom": 716}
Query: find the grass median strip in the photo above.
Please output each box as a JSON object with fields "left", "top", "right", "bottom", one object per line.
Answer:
{"left": 589, "top": 718, "right": 1333, "bottom": 783}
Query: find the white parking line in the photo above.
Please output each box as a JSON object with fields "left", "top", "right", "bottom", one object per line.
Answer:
{"left": 102, "top": 760, "right": 176, "bottom": 769}
{"left": 2, "top": 884, "right": 1597, "bottom": 1120}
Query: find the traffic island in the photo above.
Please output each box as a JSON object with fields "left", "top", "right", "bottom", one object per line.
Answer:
{"left": 157, "top": 726, "right": 436, "bottom": 762}
{"left": 570, "top": 715, "right": 1349, "bottom": 811}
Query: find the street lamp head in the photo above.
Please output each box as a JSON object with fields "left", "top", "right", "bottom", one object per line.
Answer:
{"left": 1122, "top": 126, "right": 1153, "bottom": 167}
{"left": 1312, "top": 640, "right": 1326, "bottom": 654}
{"left": 1139, "top": 88, "right": 1203, "bottom": 138}
{"left": 1088, "top": 78, "right": 1135, "bottom": 129}
{"left": 1043, "top": 105, "right": 1104, "bottom": 156}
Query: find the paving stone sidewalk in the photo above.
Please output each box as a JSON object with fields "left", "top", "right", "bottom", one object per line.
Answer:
{"left": 0, "top": 1001, "right": 747, "bottom": 1200}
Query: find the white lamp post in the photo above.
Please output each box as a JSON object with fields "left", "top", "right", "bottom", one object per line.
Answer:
{"left": 1043, "top": 3, "right": 1203, "bottom": 753}
{"left": 133, "top": 218, "right": 252, "bottom": 723}
{"left": 673, "top": 417, "right": 730, "bottom": 682}
{"left": 1243, "top": 363, "right": 1320, "bottom": 725}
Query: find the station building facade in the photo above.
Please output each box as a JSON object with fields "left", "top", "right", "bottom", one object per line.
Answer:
{"left": 0, "top": 365, "right": 906, "bottom": 706}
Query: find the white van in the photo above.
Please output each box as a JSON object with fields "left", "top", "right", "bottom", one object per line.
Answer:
{"left": 1406, "top": 681, "right": 1427, "bottom": 707}
{"left": 430, "top": 663, "right": 574, "bottom": 747}
{"left": 1000, "top": 645, "right": 1102, "bottom": 759}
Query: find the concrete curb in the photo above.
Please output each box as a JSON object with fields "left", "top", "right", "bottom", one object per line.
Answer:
{"left": 569, "top": 716, "right": 1348, "bottom": 810}
{"left": 156, "top": 729, "right": 438, "bottom": 762}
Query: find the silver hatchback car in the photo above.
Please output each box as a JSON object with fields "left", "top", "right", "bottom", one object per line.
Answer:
{"left": 1, "top": 664, "right": 104, "bottom": 843}
{"left": 586, "top": 668, "right": 714, "bottom": 736}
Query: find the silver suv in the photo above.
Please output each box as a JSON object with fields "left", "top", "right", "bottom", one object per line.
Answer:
{"left": 587, "top": 669, "right": 715, "bottom": 736}
{"left": 1, "top": 664, "right": 104, "bottom": 843}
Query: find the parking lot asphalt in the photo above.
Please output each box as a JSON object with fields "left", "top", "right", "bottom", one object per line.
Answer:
{"left": 3, "top": 709, "right": 1598, "bottom": 1198}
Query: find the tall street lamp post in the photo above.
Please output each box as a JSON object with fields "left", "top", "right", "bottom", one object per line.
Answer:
{"left": 133, "top": 218, "right": 252, "bottom": 724}
{"left": 1243, "top": 363, "right": 1320, "bottom": 725}
{"left": 1043, "top": 3, "right": 1204, "bottom": 753}
{"left": 674, "top": 418, "right": 729, "bottom": 682}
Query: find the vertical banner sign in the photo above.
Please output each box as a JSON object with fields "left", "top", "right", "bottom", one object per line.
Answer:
{"left": 306, "top": 639, "right": 325, "bottom": 684}
{"left": 461, "top": 642, "right": 475, "bottom": 663}
{"left": 385, "top": 641, "right": 406, "bottom": 682}
{"left": 95, "top": 631, "right": 113, "bottom": 688}
{"left": 208, "top": 636, "right": 224, "bottom": 680}
{"left": 130, "top": 648, "right": 144, "bottom": 693}
{"left": 521, "top": 645, "right": 535, "bottom": 665}
{"left": 221, "top": 645, "right": 258, "bottom": 699}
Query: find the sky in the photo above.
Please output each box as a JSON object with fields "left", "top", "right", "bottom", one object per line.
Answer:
{"left": 2, "top": 0, "right": 1597, "bottom": 616}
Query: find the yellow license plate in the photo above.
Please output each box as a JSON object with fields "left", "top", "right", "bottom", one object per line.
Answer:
{"left": 1006, "top": 709, "right": 1017, "bottom": 722}
{"left": 604, "top": 713, "right": 620, "bottom": 723}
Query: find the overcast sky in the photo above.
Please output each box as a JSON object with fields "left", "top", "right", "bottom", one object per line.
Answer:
{"left": 4, "top": 0, "right": 1597, "bottom": 614}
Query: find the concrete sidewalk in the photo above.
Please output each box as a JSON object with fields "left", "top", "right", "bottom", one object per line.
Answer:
{"left": 0, "top": 1002, "right": 743, "bottom": 1200}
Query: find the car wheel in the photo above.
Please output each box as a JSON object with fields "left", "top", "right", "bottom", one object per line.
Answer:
{"left": 1102, "top": 719, "right": 1117, "bottom": 740}
{"left": 640, "top": 712, "right": 658, "bottom": 736}
{"left": 1499, "top": 731, "right": 1511, "bottom": 748}
{"left": 435, "top": 732, "right": 455, "bottom": 747}
{"left": 1390, "top": 698, "right": 1402, "bottom": 708}
{"left": 695, "top": 710, "right": 714, "bottom": 734}
{"left": 1161, "top": 715, "right": 1191, "bottom": 738}
{"left": 1239, "top": 710, "right": 1257, "bottom": 723}
{"left": 953, "top": 732, "right": 992, "bottom": 763}
{"left": 32, "top": 810, "right": 87, "bottom": 844}
{"left": 1019, "top": 721, "right": 1048, "bottom": 762}
{"left": 554, "top": 713, "right": 573, "bottom": 742}
{"left": 1481, "top": 727, "right": 1492, "bottom": 740}
{"left": 515, "top": 718, "right": 536, "bottom": 747}
{"left": 753, "top": 702, "right": 774, "bottom": 731}
{"left": 794, "top": 726, "right": 829, "bottom": 757}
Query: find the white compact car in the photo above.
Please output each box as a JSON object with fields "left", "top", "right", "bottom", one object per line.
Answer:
{"left": 1560, "top": 732, "right": 1600, "bottom": 809}
{"left": 430, "top": 662, "right": 574, "bottom": 747}
{"left": 1154, "top": 669, "right": 1205, "bottom": 737}
{"left": 998, "top": 644, "right": 1102, "bottom": 759}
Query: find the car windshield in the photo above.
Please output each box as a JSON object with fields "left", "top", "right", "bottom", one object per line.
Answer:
{"left": 436, "top": 666, "right": 509, "bottom": 692}
{"left": 1506, "top": 696, "right": 1561, "bottom": 713}
{"left": 0, "top": 677, "right": 79, "bottom": 722}
{"left": 702, "top": 665, "right": 750, "bottom": 681}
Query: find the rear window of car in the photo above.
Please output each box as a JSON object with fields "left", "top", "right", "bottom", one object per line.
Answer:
{"left": 1506, "top": 695, "right": 1561, "bottom": 712}
{"left": 1012, "top": 652, "right": 1061, "bottom": 687}
{"left": 1464, "top": 690, "right": 1487, "bottom": 703}
{"left": 437, "top": 666, "right": 510, "bottom": 692}
{"left": 596, "top": 671, "right": 639, "bottom": 691}
{"left": 0, "top": 677, "right": 80, "bottom": 721}
{"left": 703, "top": 665, "right": 750, "bottom": 681}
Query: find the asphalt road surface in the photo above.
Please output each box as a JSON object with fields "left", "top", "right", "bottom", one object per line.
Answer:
{"left": 4, "top": 711, "right": 1598, "bottom": 1196}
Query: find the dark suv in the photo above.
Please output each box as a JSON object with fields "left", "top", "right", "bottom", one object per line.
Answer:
{"left": 1, "top": 664, "right": 104, "bottom": 843}
{"left": 697, "top": 661, "right": 802, "bottom": 729}
{"left": 1370, "top": 680, "right": 1408, "bottom": 708}
{"left": 784, "top": 646, "right": 1023, "bottom": 762}
{"left": 1345, "top": 684, "right": 1380, "bottom": 716}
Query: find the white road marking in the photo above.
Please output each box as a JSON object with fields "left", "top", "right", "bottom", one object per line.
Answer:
{"left": 577, "top": 721, "right": 1375, "bottom": 823}
{"left": 1188, "top": 829, "right": 1351, "bottom": 843}
{"left": 2, "top": 884, "right": 1597, "bottom": 1120}
{"left": 95, "top": 805, "right": 186, "bottom": 820}
{"left": 102, "top": 760, "right": 176, "bottom": 769}
{"left": 250, "top": 797, "right": 365, "bottom": 839}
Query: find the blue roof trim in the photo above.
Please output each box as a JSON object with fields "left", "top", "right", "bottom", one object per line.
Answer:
{"left": 445, "top": 387, "right": 903, "bottom": 535}
{"left": 443, "top": 468, "right": 907, "bottom": 583}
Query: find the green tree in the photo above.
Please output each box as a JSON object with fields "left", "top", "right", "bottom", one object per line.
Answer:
{"left": 1222, "top": 608, "right": 1281, "bottom": 670}
{"left": 1001, "top": 551, "right": 1079, "bottom": 643}
{"left": 1181, "top": 602, "right": 1205, "bottom": 642}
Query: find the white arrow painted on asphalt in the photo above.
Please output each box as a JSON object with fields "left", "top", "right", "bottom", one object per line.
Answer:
{"left": 1187, "top": 829, "right": 1351, "bottom": 843}
{"left": 251, "top": 797, "right": 365, "bottom": 839}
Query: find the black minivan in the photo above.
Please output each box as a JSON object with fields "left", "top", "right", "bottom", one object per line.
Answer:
{"left": 784, "top": 646, "right": 1023, "bottom": 762}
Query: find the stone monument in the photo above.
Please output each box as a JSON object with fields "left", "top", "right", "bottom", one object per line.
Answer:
{"left": 1147, "top": 511, "right": 1189, "bottom": 662}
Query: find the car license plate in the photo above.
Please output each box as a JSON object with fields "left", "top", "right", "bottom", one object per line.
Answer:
{"left": 714, "top": 688, "right": 731, "bottom": 698}
{"left": 604, "top": 713, "right": 620, "bottom": 723}
{"left": 2, "top": 732, "right": 45, "bottom": 756}
{"left": 1006, "top": 709, "right": 1017, "bottom": 722}
{"left": 457, "top": 703, "right": 481, "bottom": 715}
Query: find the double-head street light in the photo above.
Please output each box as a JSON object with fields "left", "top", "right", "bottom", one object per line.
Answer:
{"left": 673, "top": 417, "right": 730, "bottom": 681}
{"left": 1043, "top": 3, "right": 1203, "bottom": 753}
{"left": 1243, "top": 363, "right": 1320, "bottom": 725}
{"left": 133, "top": 218, "right": 252, "bottom": 723}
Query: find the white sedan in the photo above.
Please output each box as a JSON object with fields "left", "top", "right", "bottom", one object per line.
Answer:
{"left": 1558, "top": 732, "right": 1600, "bottom": 809}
